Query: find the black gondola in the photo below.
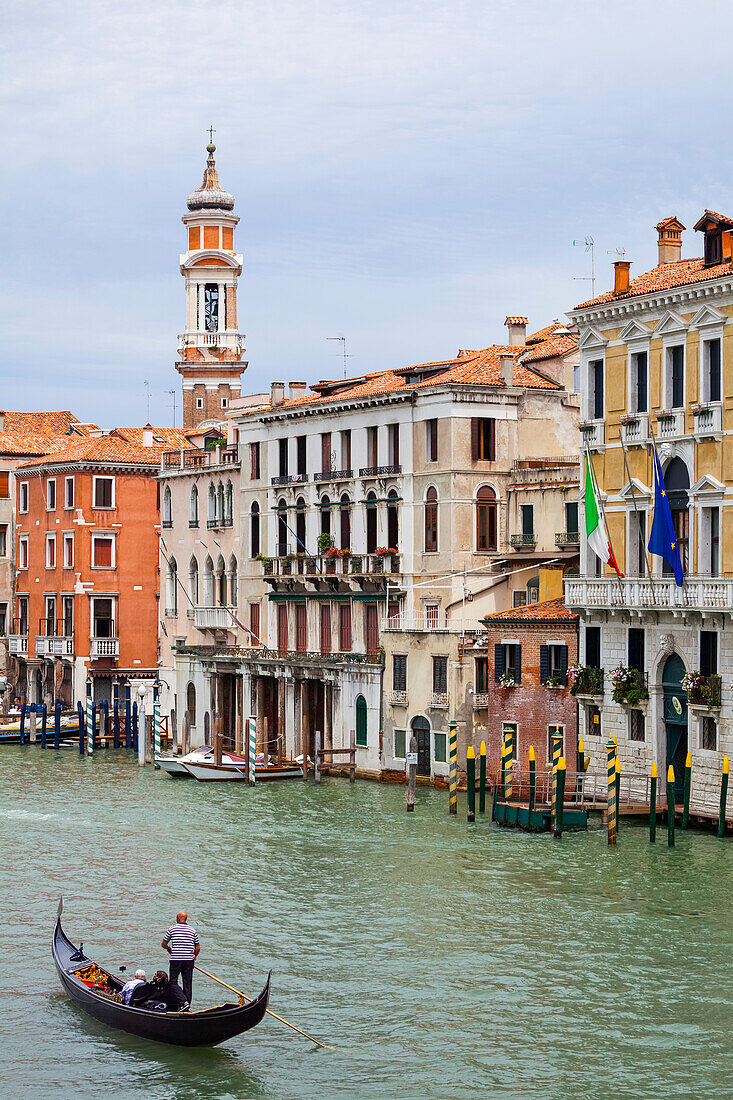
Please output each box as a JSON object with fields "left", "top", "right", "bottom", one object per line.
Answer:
{"left": 52, "top": 900, "right": 271, "bottom": 1047}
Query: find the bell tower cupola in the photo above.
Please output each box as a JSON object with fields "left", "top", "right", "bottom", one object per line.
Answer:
{"left": 176, "top": 136, "right": 247, "bottom": 430}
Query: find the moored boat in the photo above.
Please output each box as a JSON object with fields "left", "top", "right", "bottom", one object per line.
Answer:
{"left": 182, "top": 756, "right": 305, "bottom": 782}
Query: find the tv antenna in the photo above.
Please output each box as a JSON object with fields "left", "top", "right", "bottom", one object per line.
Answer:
{"left": 144, "top": 380, "right": 151, "bottom": 421}
{"left": 327, "top": 335, "right": 353, "bottom": 378}
{"left": 168, "top": 389, "right": 177, "bottom": 429}
{"left": 572, "top": 236, "right": 596, "bottom": 298}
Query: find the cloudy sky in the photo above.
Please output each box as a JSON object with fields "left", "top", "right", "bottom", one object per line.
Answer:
{"left": 3, "top": 0, "right": 733, "bottom": 427}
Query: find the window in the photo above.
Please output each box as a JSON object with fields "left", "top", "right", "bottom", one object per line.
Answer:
{"left": 320, "top": 496, "right": 331, "bottom": 538}
{"left": 366, "top": 492, "right": 378, "bottom": 554}
{"left": 432, "top": 656, "right": 448, "bottom": 694}
{"left": 250, "top": 502, "right": 260, "bottom": 558}
{"left": 586, "top": 704, "right": 602, "bottom": 738}
{"left": 700, "top": 630, "right": 718, "bottom": 676}
{"left": 0, "top": 471, "right": 8, "bottom": 498}
{"left": 393, "top": 655, "right": 407, "bottom": 692}
{"left": 590, "top": 359, "right": 604, "bottom": 420}
{"left": 425, "top": 604, "right": 439, "bottom": 627}
{"left": 702, "top": 338, "right": 721, "bottom": 403}
{"left": 585, "top": 626, "right": 601, "bottom": 668}
{"left": 19, "top": 482, "right": 28, "bottom": 513}
{"left": 565, "top": 501, "right": 579, "bottom": 538}
{"left": 162, "top": 486, "right": 172, "bottom": 527}
{"left": 225, "top": 480, "right": 233, "bottom": 525}
{"left": 701, "top": 715, "right": 717, "bottom": 751}
{"left": 189, "top": 484, "right": 199, "bottom": 528}
{"left": 321, "top": 433, "right": 332, "bottom": 474}
{"left": 0, "top": 603, "right": 6, "bottom": 636}
{"left": 387, "top": 489, "right": 399, "bottom": 548}
{"left": 92, "top": 536, "right": 114, "bottom": 568}
{"left": 389, "top": 423, "right": 400, "bottom": 467}
{"left": 628, "top": 628, "right": 644, "bottom": 672}
{"left": 475, "top": 657, "right": 488, "bottom": 692}
{"left": 249, "top": 602, "right": 260, "bottom": 646}
{"left": 476, "top": 486, "right": 497, "bottom": 551}
{"left": 513, "top": 590, "right": 527, "bottom": 608}
{"left": 471, "top": 417, "right": 496, "bottom": 461}
{"left": 355, "top": 695, "right": 368, "bottom": 746}
{"left": 394, "top": 729, "right": 406, "bottom": 759}
{"left": 339, "top": 603, "right": 352, "bottom": 651}
{"left": 320, "top": 603, "right": 332, "bottom": 654}
{"left": 503, "top": 721, "right": 519, "bottom": 760}
{"left": 45, "top": 595, "right": 56, "bottom": 636}
{"left": 62, "top": 596, "right": 73, "bottom": 636}
{"left": 424, "top": 487, "right": 438, "bottom": 552}
{"left": 189, "top": 557, "right": 199, "bottom": 604}
{"left": 18, "top": 535, "right": 28, "bottom": 569}
{"left": 0, "top": 525, "right": 6, "bottom": 557}
{"left": 426, "top": 419, "right": 438, "bottom": 462}
{"left": 250, "top": 442, "right": 261, "bottom": 480}
{"left": 540, "top": 643, "right": 568, "bottom": 685}
{"left": 296, "top": 436, "right": 307, "bottom": 477}
{"left": 546, "top": 724, "right": 563, "bottom": 760}
{"left": 705, "top": 229, "right": 722, "bottom": 266}
{"left": 277, "top": 604, "right": 288, "bottom": 653}
{"left": 17, "top": 596, "right": 28, "bottom": 634}
{"left": 196, "top": 397, "right": 204, "bottom": 410}
{"left": 295, "top": 604, "right": 307, "bottom": 653}
{"left": 63, "top": 534, "right": 74, "bottom": 569}
{"left": 629, "top": 509, "right": 647, "bottom": 576}
{"left": 521, "top": 504, "right": 534, "bottom": 539}
{"left": 295, "top": 496, "right": 306, "bottom": 549}
{"left": 64, "top": 477, "right": 74, "bottom": 509}
{"left": 665, "top": 345, "right": 685, "bottom": 409}
{"left": 186, "top": 683, "right": 196, "bottom": 725}
{"left": 631, "top": 351, "right": 648, "bottom": 413}
{"left": 365, "top": 603, "right": 379, "bottom": 655}
{"left": 341, "top": 429, "right": 352, "bottom": 470}
{"left": 167, "top": 558, "right": 178, "bottom": 615}
{"left": 204, "top": 283, "right": 219, "bottom": 331}
{"left": 45, "top": 533, "right": 56, "bottom": 568}
{"left": 278, "top": 438, "right": 289, "bottom": 478}
{"left": 221, "top": 397, "right": 228, "bottom": 409}
{"left": 367, "top": 426, "right": 378, "bottom": 468}
{"left": 629, "top": 709, "right": 645, "bottom": 742}
{"left": 340, "top": 494, "right": 351, "bottom": 550}
{"left": 701, "top": 507, "right": 721, "bottom": 576}
{"left": 93, "top": 477, "right": 114, "bottom": 508}
{"left": 434, "top": 731, "right": 447, "bottom": 762}
{"left": 494, "top": 643, "right": 521, "bottom": 684}
{"left": 46, "top": 478, "right": 56, "bottom": 510}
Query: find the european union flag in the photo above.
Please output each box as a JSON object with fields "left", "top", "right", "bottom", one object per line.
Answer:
{"left": 648, "top": 448, "right": 684, "bottom": 586}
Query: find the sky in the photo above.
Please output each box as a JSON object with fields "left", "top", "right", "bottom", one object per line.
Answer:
{"left": 4, "top": 0, "right": 733, "bottom": 428}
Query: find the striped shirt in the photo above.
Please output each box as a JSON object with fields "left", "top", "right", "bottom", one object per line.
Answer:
{"left": 163, "top": 922, "right": 200, "bottom": 961}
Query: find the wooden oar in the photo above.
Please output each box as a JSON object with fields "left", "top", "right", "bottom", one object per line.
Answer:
{"left": 194, "top": 964, "right": 333, "bottom": 1049}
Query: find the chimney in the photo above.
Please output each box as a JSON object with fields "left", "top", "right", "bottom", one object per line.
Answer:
{"left": 614, "top": 260, "right": 631, "bottom": 294}
{"left": 0, "top": 410, "right": 5, "bottom": 432}
{"left": 288, "top": 381, "right": 308, "bottom": 400}
{"left": 499, "top": 354, "right": 514, "bottom": 386}
{"left": 504, "top": 315, "right": 528, "bottom": 346}
{"left": 270, "top": 381, "right": 286, "bottom": 407}
{"left": 142, "top": 424, "right": 153, "bottom": 447}
{"left": 656, "top": 217, "right": 685, "bottom": 265}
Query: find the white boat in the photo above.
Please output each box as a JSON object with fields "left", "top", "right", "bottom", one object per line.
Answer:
{"left": 182, "top": 754, "right": 306, "bottom": 782}
{"left": 156, "top": 745, "right": 218, "bottom": 776}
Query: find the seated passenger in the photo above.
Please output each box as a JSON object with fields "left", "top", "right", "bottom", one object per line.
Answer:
{"left": 129, "top": 970, "right": 189, "bottom": 1012}
{"left": 121, "top": 969, "right": 147, "bottom": 1004}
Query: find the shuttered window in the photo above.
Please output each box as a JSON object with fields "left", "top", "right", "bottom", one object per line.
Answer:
{"left": 355, "top": 695, "right": 367, "bottom": 746}
{"left": 426, "top": 419, "right": 438, "bottom": 462}
{"left": 250, "top": 442, "right": 261, "bottom": 480}
{"left": 475, "top": 657, "right": 488, "bottom": 692}
{"left": 471, "top": 418, "right": 496, "bottom": 461}
{"left": 92, "top": 537, "right": 113, "bottom": 568}
{"left": 296, "top": 604, "right": 307, "bottom": 652}
{"left": 321, "top": 433, "right": 332, "bottom": 474}
{"left": 365, "top": 603, "right": 379, "bottom": 655}
{"left": 277, "top": 604, "right": 288, "bottom": 653}
{"left": 0, "top": 472, "right": 9, "bottom": 498}
{"left": 320, "top": 603, "right": 332, "bottom": 654}
{"left": 393, "top": 655, "right": 407, "bottom": 692}
{"left": 249, "top": 603, "right": 260, "bottom": 646}
{"left": 339, "top": 604, "right": 352, "bottom": 652}
{"left": 424, "top": 488, "right": 438, "bottom": 552}
{"left": 540, "top": 644, "right": 568, "bottom": 685}
{"left": 432, "top": 656, "right": 448, "bottom": 693}
{"left": 495, "top": 643, "right": 521, "bottom": 683}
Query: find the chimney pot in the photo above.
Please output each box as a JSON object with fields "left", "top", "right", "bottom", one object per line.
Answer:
{"left": 270, "top": 381, "right": 286, "bottom": 407}
{"left": 614, "top": 260, "right": 631, "bottom": 294}
{"left": 142, "top": 423, "right": 153, "bottom": 447}
{"left": 655, "top": 216, "right": 685, "bottom": 265}
{"left": 499, "top": 354, "right": 514, "bottom": 386}
{"left": 504, "top": 315, "right": 528, "bottom": 346}
{"left": 288, "top": 381, "right": 308, "bottom": 400}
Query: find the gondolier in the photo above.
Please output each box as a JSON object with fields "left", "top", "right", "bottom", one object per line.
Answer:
{"left": 162, "top": 910, "right": 200, "bottom": 1006}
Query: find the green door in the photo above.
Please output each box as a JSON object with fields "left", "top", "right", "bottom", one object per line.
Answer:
{"left": 662, "top": 654, "right": 688, "bottom": 803}
{"left": 355, "top": 695, "right": 367, "bottom": 746}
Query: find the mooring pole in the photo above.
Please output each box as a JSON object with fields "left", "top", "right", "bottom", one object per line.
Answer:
{"left": 649, "top": 760, "right": 657, "bottom": 843}
{"left": 86, "top": 678, "right": 93, "bottom": 756}
{"left": 554, "top": 757, "right": 566, "bottom": 839}
{"left": 503, "top": 728, "right": 514, "bottom": 800}
{"left": 667, "top": 765, "right": 676, "bottom": 847}
{"left": 448, "top": 721, "right": 458, "bottom": 815}
{"left": 19, "top": 697, "right": 26, "bottom": 745}
{"left": 607, "top": 737, "right": 616, "bottom": 846}
{"left": 681, "top": 751, "right": 691, "bottom": 830}
{"left": 406, "top": 734, "right": 417, "bottom": 813}
{"left": 40, "top": 704, "right": 47, "bottom": 749}
{"left": 153, "top": 682, "right": 161, "bottom": 765}
{"left": 314, "top": 730, "right": 321, "bottom": 784}
{"left": 576, "top": 737, "right": 586, "bottom": 800}
{"left": 132, "top": 700, "right": 139, "bottom": 758}
{"left": 54, "top": 698, "right": 61, "bottom": 751}
{"left": 125, "top": 682, "right": 131, "bottom": 749}
{"left": 528, "top": 745, "right": 536, "bottom": 818}
{"left": 77, "top": 701, "right": 84, "bottom": 754}
{"left": 467, "top": 746, "right": 476, "bottom": 822}
{"left": 248, "top": 716, "right": 257, "bottom": 785}
{"left": 113, "top": 677, "right": 120, "bottom": 748}
{"left": 718, "top": 755, "right": 729, "bottom": 839}
{"left": 551, "top": 730, "right": 562, "bottom": 832}
{"left": 478, "top": 740, "right": 486, "bottom": 814}
{"left": 615, "top": 755, "right": 621, "bottom": 837}
{"left": 349, "top": 727, "right": 356, "bottom": 784}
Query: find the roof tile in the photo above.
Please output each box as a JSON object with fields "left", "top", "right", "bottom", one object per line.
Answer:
{"left": 484, "top": 597, "right": 578, "bottom": 623}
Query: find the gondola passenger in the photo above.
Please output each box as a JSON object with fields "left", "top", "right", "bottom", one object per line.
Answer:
{"left": 121, "top": 969, "right": 147, "bottom": 1004}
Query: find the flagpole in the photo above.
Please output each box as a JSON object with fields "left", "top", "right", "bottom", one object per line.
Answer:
{"left": 619, "top": 428, "right": 657, "bottom": 602}
{"left": 585, "top": 442, "right": 624, "bottom": 585}
{"left": 647, "top": 419, "right": 686, "bottom": 589}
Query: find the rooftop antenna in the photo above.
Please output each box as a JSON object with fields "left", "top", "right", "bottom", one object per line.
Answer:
{"left": 168, "top": 389, "right": 177, "bottom": 429}
{"left": 144, "top": 380, "right": 151, "bottom": 421}
{"left": 327, "top": 335, "right": 353, "bottom": 378}
{"left": 572, "top": 236, "right": 595, "bottom": 298}
{"left": 607, "top": 247, "right": 627, "bottom": 259}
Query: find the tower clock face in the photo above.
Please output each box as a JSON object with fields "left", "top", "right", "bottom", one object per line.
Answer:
{"left": 204, "top": 283, "right": 219, "bottom": 331}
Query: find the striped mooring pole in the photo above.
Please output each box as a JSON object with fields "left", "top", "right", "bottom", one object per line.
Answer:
{"left": 54, "top": 699, "right": 61, "bottom": 751}
{"left": 554, "top": 757, "right": 566, "bottom": 839}
{"left": 667, "top": 765, "right": 676, "bottom": 847}
{"left": 466, "top": 746, "right": 476, "bottom": 822}
{"left": 77, "top": 701, "right": 84, "bottom": 754}
{"left": 86, "top": 677, "right": 93, "bottom": 756}
{"left": 125, "top": 682, "right": 132, "bottom": 750}
{"left": 649, "top": 760, "right": 657, "bottom": 843}
{"left": 718, "top": 755, "right": 729, "bottom": 839}
{"left": 502, "top": 726, "right": 514, "bottom": 800}
{"left": 551, "top": 728, "right": 563, "bottom": 833}
{"left": 528, "top": 745, "right": 536, "bottom": 817}
{"left": 478, "top": 740, "right": 486, "bottom": 815}
{"left": 153, "top": 682, "right": 161, "bottom": 766}
{"left": 448, "top": 721, "right": 458, "bottom": 815}
{"left": 248, "top": 716, "right": 257, "bottom": 785}
{"left": 576, "top": 737, "right": 586, "bottom": 800}
{"left": 681, "top": 751, "right": 692, "bottom": 830}
{"left": 615, "top": 755, "right": 621, "bottom": 833}
{"left": 607, "top": 737, "right": 616, "bottom": 846}
{"left": 113, "top": 676, "right": 120, "bottom": 749}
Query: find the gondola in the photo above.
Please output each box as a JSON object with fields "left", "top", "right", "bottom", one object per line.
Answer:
{"left": 52, "top": 900, "right": 271, "bottom": 1047}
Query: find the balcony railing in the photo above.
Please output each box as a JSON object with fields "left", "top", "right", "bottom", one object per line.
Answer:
{"left": 430, "top": 692, "right": 450, "bottom": 708}
{"left": 692, "top": 402, "right": 722, "bottom": 438}
{"left": 193, "top": 606, "right": 234, "bottom": 630}
{"left": 510, "top": 533, "right": 536, "bottom": 550}
{"left": 262, "top": 552, "right": 401, "bottom": 579}
{"left": 314, "top": 469, "right": 353, "bottom": 482}
{"left": 688, "top": 673, "right": 722, "bottom": 709}
{"left": 90, "top": 637, "right": 119, "bottom": 658}
{"left": 207, "top": 516, "right": 234, "bottom": 529}
{"left": 177, "top": 330, "right": 245, "bottom": 353}
{"left": 381, "top": 616, "right": 485, "bottom": 633}
{"left": 36, "top": 636, "right": 74, "bottom": 658}
{"left": 390, "top": 690, "right": 408, "bottom": 705}
{"left": 565, "top": 575, "right": 733, "bottom": 613}
{"left": 271, "top": 473, "right": 308, "bottom": 486}
{"left": 620, "top": 413, "right": 649, "bottom": 446}
{"left": 8, "top": 634, "right": 28, "bottom": 655}
{"left": 579, "top": 419, "right": 605, "bottom": 448}
{"left": 655, "top": 409, "right": 685, "bottom": 439}
{"left": 473, "top": 692, "right": 490, "bottom": 709}
{"left": 359, "top": 465, "right": 402, "bottom": 478}
{"left": 555, "top": 531, "right": 580, "bottom": 548}
{"left": 162, "top": 518, "right": 173, "bottom": 529}
{"left": 570, "top": 666, "right": 604, "bottom": 697}
{"left": 509, "top": 458, "right": 579, "bottom": 486}
{"left": 162, "top": 445, "right": 238, "bottom": 470}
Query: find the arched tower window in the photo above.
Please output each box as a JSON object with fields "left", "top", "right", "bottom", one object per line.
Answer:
{"left": 204, "top": 283, "right": 219, "bottom": 331}
{"left": 189, "top": 556, "right": 199, "bottom": 605}
{"left": 251, "top": 501, "right": 260, "bottom": 558}
{"left": 476, "top": 486, "right": 497, "bottom": 551}
{"left": 189, "top": 484, "right": 199, "bottom": 528}
{"left": 387, "top": 489, "right": 399, "bottom": 549}
{"left": 425, "top": 487, "right": 438, "bottom": 552}
{"left": 366, "top": 492, "right": 378, "bottom": 554}
{"left": 162, "top": 486, "right": 172, "bottom": 527}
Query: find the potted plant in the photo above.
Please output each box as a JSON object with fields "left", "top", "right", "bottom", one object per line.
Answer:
{"left": 498, "top": 671, "right": 516, "bottom": 688}
{"left": 318, "top": 532, "right": 334, "bottom": 555}
{"left": 544, "top": 672, "right": 564, "bottom": 688}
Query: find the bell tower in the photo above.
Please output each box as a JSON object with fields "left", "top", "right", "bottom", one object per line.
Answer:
{"left": 176, "top": 139, "right": 247, "bottom": 430}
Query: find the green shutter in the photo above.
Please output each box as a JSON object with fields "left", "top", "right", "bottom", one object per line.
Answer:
{"left": 356, "top": 695, "right": 367, "bottom": 746}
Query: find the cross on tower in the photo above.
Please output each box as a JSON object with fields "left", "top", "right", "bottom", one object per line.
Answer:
{"left": 208, "top": 125, "right": 216, "bottom": 144}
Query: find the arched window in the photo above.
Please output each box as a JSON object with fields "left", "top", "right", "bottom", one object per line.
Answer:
{"left": 162, "top": 485, "right": 172, "bottom": 527}
{"left": 167, "top": 557, "right": 178, "bottom": 615}
{"left": 663, "top": 457, "right": 690, "bottom": 575}
{"left": 225, "top": 480, "right": 233, "bottom": 526}
{"left": 217, "top": 482, "right": 225, "bottom": 525}
{"left": 476, "top": 486, "right": 497, "bottom": 551}
{"left": 189, "top": 556, "right": 199, "bottom": 605}
{"left": 320, "top": 495, "right": 331, "bottom": 538}
{"left": 207, "top": 483, "right": 216, "bottom": 523}
{"left": 203, "top": 555, "right": 214, "bottom": 605}
{"left": 228, "top": 554, "right": 238, "bottom": 607}
{"left": 295, "top": 496, "right": 306, "bottom": 551}
{"left": 251, "top": 501, "right": 260, "bottom": 558}
{"left": 340, "top": 494, "right": 351, "bottom": 550}
{"left": 204, "top": 282, "right": 219, "bottom": 331}
{"left": 189, "top": 484, "right": 199, "bottom": 528}
{"left": 366, "top": 492, "right": 378, "bottom": 554}
{"left": 277, "top": 498, "right": 288, "bottom": 556}
{"left": 186, "top": 681, "right": 196, "bottom": 725}
{"left": 387, "top": 489, "right": 399, "bottom": 549}
{"left": 424, "top": 487, "right": 438, "bottom": 552}
{"left": 216, "top": 554, "right": 226, "bottom": 606}
{"left": 355, "top": 694, "right": 368, "bottom": 746}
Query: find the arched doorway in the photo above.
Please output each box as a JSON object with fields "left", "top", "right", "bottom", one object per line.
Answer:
{"left": 662, "top": 653, "right": 688, "bottom": 803}
{"left": 411, "top": 715, "right": 431, "bottom": 776}
{"left": 663, "top": 457, "right": 689, "bottom": 575}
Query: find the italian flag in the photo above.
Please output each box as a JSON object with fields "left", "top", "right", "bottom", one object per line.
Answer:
{"left": 584, "top": 456, "right": 624, "bottom": 577}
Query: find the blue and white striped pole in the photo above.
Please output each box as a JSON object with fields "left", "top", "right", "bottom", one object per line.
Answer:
{"left": 86, "top": 677, "right": 93, "bottom": 755}
{"left": 248, "top": 717, "right": 257, "bottom": 785}
{"left": 153, "top": 682, "right": 161, "bottom": 766}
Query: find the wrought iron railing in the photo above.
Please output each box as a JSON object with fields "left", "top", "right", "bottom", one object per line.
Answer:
{"left": 510, "top": 533, "right": 536, "bottom": 549}
{"left": 570, "top": 666, "right": 604, "bottom": 696}
{"left": 271, "top": 473, "right": 308, "bottom": 486}
{"left": 359, "top": 465, "right": 402, "bottom": 477}
{"left": 314, "top": 469, "right": 353, "bottom": 482}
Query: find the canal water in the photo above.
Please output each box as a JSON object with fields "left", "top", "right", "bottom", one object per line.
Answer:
{"left": 2, "top": 747, "right": 732, "bottom": 1100}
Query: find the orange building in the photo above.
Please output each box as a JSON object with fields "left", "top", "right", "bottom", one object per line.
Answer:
{"left": 11, "top": 426, "right": 188, "bottom": 706}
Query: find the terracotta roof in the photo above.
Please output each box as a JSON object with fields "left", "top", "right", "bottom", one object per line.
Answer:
{"left": 0, "top": 411, "right": 97, "bottom": 458}
{"left": 0, "top": 410, "right": 87, "bottom": 434}
{"left": 17, "top": 428, "right": 184, "bottom": 470}
{"left": 115, "top": 427, "right": 191, "bottom": 448}
{"left": 655, "top": 216, "right": 685, "bottom": 231}
{"left": 692, "top": 209, "right": 733, "bottom": 231}
{"left": 520, "top": 333, "right": 578, "bottom": 364}
{"left": 484, "top": 597, "right": 578, "bottom": 623}
{"left": 505, "top": 315, "right": 528, "bottom": 325}
{"left": 574, "top": 256, "right": 733, "bottom": 309}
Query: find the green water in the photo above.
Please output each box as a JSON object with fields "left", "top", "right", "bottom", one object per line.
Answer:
{"left": 2, "top": 747, "right": 732, "bottom": 1099}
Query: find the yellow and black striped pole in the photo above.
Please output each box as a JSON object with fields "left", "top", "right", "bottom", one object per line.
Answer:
{"left": 478, "top": 740, "right": 487, "bottom": 815}
{"left": 615, "top": 755, "right": 621, "bottom": 836}
{"left": 551, "top": 729, "right": 563, "bottom": 833}
{"left": 554, "top": 757, "right": 566, "bottom": 839}
{"left": 448, "top": 721, "right": 457, "bottom": 815}
{"left": 650, "top": 760, "right": 657, "bottom": 843}
{"left": 681, "top": 751, "right": 692, "bottom": 830}
{"left": 528, "top": 745, "right": 536, "bottom": 816}
{"left": 466, "top": 746, "right": 476, "bottom": 822}
{"left": 607, "top": 737, "right": 617, "bottom": 846}
{"left": 667, "top": 764, "right": 676, "bottom": 847}
{"left": 502, "top": 725, "right": 514, "bottom": 800}
{"left": 718, "top": 755, "right": 729, "bottom": 839}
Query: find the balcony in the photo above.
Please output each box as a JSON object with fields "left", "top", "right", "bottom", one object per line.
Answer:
{"left": 579, "top": 419, "right": 605, "bottom": 449}
{"left": 261, "top": 552, "right": 401, "bottom": 582}
{"left": 692, "top": 402, "right": 722, "bottom": 439}
{"left": 47, "top": 637, "right": 74, "bottom": 657}
{"left": 271, "top": 473, "right": 308, "bottom": 486}
{"left": 162, "top": 445, "right": 239, "bottom": 470}
{"left": 555, "top": 531, "right": 580, "bottom": 548}
{"left": 620, "top": 413, "right": 649, "bottom": 446}
{"left": 177, "top": 330, "right": 245, "bottom": 354}
{"left": 473, "top": 692, "right": 490, "bottom": 709}
{"left": 570, "top": 666, "right": 604, "bottom": 698}
{"left": 655, "top": 409, "right": 685, "bottom": 440}
{"left": 509, "top": 458, "right": 579, "bottom": 487}
{"left": 429, "top": 692, "right": 450, "bottom": 708}
{"left": 359, "top": 465, "right": 402, "bottom": 478}
{"left": 8, "top": 634, "right": 28, "bottom": 655}
{"left": 510, "top": 533, "right": 537, "bottom": 551}
{"left": 390, "top": 690, "right": 408, "bottom": 706}
{"left": 381, "top": 615, "right": 485, "bottom": 633}
{"left": 90, "top": 637, "right": 119, "bottom": 658}
{"left": 207, "top": 516, "right": 234, "bottom": 529}
{"left": 687, "top": 673, "right": 722, "bottom": 710}
{"left": 565, "top": 575, "right": 733, "bottom": 614}
{"left": 193, "top": 606, "right": 233, "bottom": 630}
{"left": 314, "top": 469, "right": 353, "bottom": 483}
